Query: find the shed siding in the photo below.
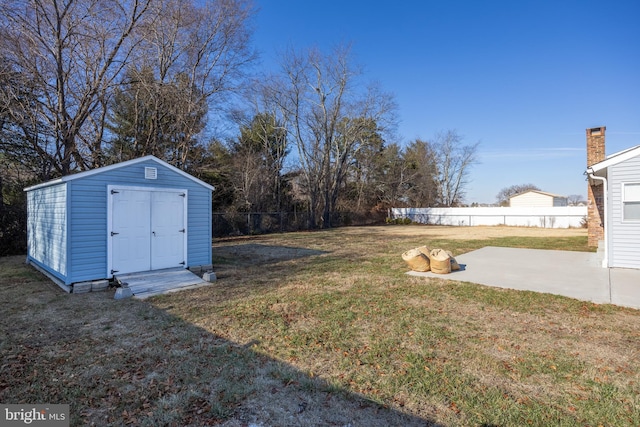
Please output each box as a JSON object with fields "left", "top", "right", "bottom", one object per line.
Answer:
{"left": 608, "top": 154, "right": 640, "bottom": 269}
{"left": 66, "top": 159, "right": 211, "bottom": 283}
{"left": 67, "top": 179, "right": 108, "bottom": 283}
{"left": 187, "top": 189, "right": 212, "bottom": 266}
{"left": 27, "top": 182, "right": 68, "bottom": 281}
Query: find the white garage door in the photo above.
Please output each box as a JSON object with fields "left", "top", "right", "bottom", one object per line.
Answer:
{"left": 110, "top": 187, "right": 187, "bottom": 275}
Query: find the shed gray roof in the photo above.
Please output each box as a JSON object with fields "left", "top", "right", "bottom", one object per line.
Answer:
{"left": 24, "top": 155, "right": 215, "bottom": 192}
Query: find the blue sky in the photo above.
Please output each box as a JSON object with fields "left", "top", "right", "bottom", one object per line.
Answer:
{"left": 250, "top": 0, "right": 640, "bottom": 204}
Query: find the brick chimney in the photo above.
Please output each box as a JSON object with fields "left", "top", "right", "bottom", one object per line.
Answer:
{"left": 586, "top": 126, "right": 606, "bottom": 247}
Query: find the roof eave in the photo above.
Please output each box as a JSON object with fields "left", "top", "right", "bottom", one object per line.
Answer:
{"left": 587, "top": 144, "right": 640, "bottom": 175}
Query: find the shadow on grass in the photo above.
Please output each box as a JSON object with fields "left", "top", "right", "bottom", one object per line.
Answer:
{"left": 213, "top": 243, "right": 329, "bottom": 267}
{"left": 0, "top": 255, "right": 439, "bottom": 427}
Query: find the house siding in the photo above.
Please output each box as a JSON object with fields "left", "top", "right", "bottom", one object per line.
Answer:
{"left": 26, "top": 156, "right": 213, "bottom": 286}
{"left": 608, "top": 154, "right": 640, "bottom": 269}
{"left": 27, "top": 182, "right": 68, "bottom": 282}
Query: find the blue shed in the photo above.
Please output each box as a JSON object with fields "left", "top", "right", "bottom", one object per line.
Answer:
{"left": 24, "top": 155, "right": 214, "bottom": 292}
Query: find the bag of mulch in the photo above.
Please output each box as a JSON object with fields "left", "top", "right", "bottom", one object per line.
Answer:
{"left": 417, "top": 246, "right": 431, "bottom": 258}
{"left": 446, "top": 250, "right": 461, "bottom": 271}
{"left": 402, "top": 248, "right": 431, "bottom": 272}
{"left": 429, "top": 248, "right": 451, "bottom": 274}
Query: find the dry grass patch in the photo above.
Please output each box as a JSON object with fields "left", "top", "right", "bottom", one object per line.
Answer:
{"left": 2, "top": 226, "right": 638, "bottom": 426}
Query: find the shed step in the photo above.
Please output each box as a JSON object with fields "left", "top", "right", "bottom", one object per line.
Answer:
{"left": 114, "top": 268, "right": 207, "bottom": 299}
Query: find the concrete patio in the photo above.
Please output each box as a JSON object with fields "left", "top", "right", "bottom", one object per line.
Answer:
{"left": 408, "top": 246, "right": 640, "bottom": 310}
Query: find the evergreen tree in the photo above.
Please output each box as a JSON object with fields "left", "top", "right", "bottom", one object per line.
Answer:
{"left": 105, "top": 67, "right": 207, "bottom": 169}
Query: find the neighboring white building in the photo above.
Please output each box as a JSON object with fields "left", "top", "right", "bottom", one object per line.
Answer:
{"left": 509, "top": 190, "right": 568, "bottom": 207}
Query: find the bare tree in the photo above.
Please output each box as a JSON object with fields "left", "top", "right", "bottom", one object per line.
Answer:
{"left": 0, "top": 0, "right": 255, "bottom": 177}
{"left": 431, "top": 130, "right": 479, "bottom": 206}
{"left": 0, "top": 0, "right": 153, "bottom": 176}
{"left": 235, "top": 78, "right": 292, "bottom": 212}
{"left": 230, "top": 140, "right": 263, "bottom": 211}
{"left": 567, "top": 194, "right": 584, "bottom": 206}
{"left": 229, "top": 112, "right": 288, "bottom": 212}
{"left": 133, "top": 0, "right": 256, "bottom": 168}
{"left": 271, "top": 45, "right": 397, "bottom": 227}
{"left": 0, "top": 56, "right": 49, "bottom": 178}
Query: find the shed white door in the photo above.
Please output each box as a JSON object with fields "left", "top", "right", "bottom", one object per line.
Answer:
{"left": 110, "top": 188, "right": 186, "bottom": 275}
{"left": 150, "top": 191, "right": 185, "bottom": 270}
{"left": 111, "top": 189, "right": 152, "bottom": 275}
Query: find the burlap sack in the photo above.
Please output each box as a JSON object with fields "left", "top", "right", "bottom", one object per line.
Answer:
{"left": 429, "top": 248, "right": 451, "bottom": 274}
{"left": 402, "top": 248, "right": 430, "bottom": 272}
{"left": 416, "top": 246, "right": 431, "bottom": 258}
{"left": 446, "top": 250, "right": 460, "bottom": 271}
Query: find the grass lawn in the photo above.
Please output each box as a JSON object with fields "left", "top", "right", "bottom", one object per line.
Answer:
{"left": 1, "top": 226, "right": 638, "bottom": 426}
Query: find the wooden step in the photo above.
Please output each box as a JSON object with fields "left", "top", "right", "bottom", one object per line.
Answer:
{"left": 115, "top": 268, "right": 208, "bottom": 299}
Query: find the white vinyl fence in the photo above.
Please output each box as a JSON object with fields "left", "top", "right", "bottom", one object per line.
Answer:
{"left": 390, "top": 206, "right": 587, "bottom": 228}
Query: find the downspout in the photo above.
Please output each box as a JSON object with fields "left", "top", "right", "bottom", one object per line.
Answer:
{"left": 586, "top": 167, "right": 608, "bottom": 268}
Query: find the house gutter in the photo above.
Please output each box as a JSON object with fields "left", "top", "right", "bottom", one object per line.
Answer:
{"left": 586, "top": 167, "right": 608, "bottom": 268}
